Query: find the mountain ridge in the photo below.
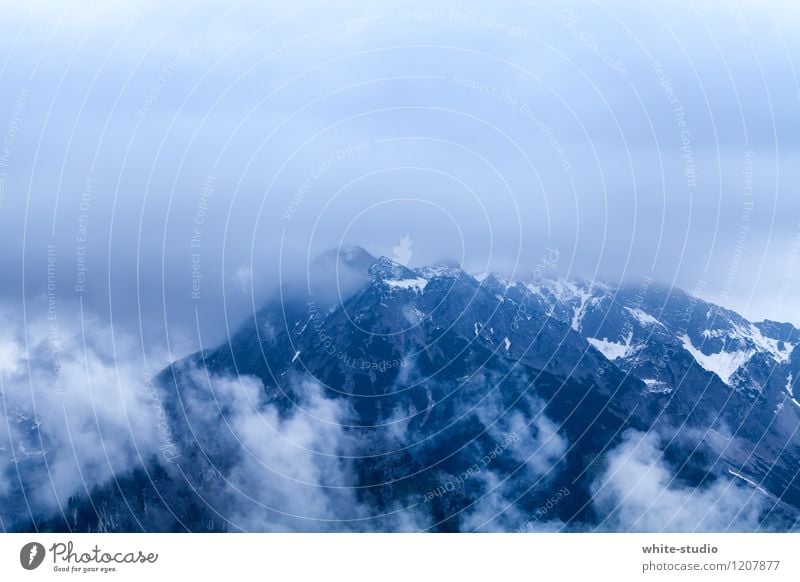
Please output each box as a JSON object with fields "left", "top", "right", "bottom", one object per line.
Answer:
{"left": 11, "top": 245, "right": 800, "bottom": 533}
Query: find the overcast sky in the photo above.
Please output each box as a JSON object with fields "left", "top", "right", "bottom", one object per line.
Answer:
{"left": 1, "top": 0, "right": 799, "bottom": 353}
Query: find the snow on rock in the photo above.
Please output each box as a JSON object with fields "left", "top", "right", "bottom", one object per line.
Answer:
{"left": 643, "top": 378, "right": 672, "bottom": 394}
{"left": 680, "top": 334, "right": 753, "bottom": 386}
{"left": 703, "top": 316, "right": 793, "bottom": 364}
{"left": 527, "top": 278, "right": 606, "bottom": 332}
{"left": 565, "top": 283, "right": 594, "bottom": 332}
{"left": 416, "top": 265, "right": 463, "bottom": 279}
{"left": 384, "top": 278, "right": 429, "bottom": 292}
{"left": 587, "top": 331, "right": 635, "bottom": 361}
{"left": 624, "top": 307, "right": 664, "bottom": 328}
{"left": 786, "top": 374, "right": 800, "bottom": 410}
{"left": 727, "top": 470, "right": 769, "bottom": 496}
{"left": 544, "top": 280, "right": 608, "bottom": 332}
{"left": 744, "top": 323, "right": 794, "bottom": 363}
{"left": 493, "top": 275, "right": 515, "bottom": 290}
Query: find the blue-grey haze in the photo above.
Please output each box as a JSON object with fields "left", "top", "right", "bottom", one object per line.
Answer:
{"left": 0, "top": 0, "right": 798, "bottom": 355}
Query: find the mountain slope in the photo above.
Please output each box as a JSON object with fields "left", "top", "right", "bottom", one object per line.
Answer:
{"left": 16, "top": 247, "right": 800, "bottom": 532}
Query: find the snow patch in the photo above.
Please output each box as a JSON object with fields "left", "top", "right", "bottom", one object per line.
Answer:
{"left": 503, "top": 337, "right": 511, "bottom": 351}
{"left": 680, "top": 335, "right": 753, "bottom": 386}
{"left": 291, "top": 351, "right": 301, "bottom": 363}
{"left": 727, "top": 470, "right": 769, "bottom": 496}
{"left": 642, "top": 378, "right": 672, "bottom": 394}
{"left": 570, "top": 284, "right": 593, "bottom": 332}
{"left": 385, "top": 277, "right": 428, "bottom": 292}
{"left": 744, "top": 324, "right": 794, "bottom": 364}
{"left": 785, "top": 374, "right": 800, "bottom": 410}
{"left": 701, "top": 328, "right": 723, "bottom": 339}
{"left": 490, "top": 275, "right": 514, "bottom": 291}
{"left": 625, "top": 307, "right": 663, "bottom": 328}
{"left": 708, "top": 316, "right": 795, "bottom": 364}
{"left": 416, "top": 265, "right": 462, "bottom": 279}
{"left": 587, "top": 331, "right": 635, "bottom": 361}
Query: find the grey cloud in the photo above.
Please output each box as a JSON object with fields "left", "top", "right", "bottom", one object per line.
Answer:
{"left": 0, "top": 0, "right": 798, "bottom": 352}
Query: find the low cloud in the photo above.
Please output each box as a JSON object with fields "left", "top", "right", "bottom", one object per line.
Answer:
{"left": 184, "top": 371, "right": 369, "bottom": 531}
{"left": 591, "top": 430, "right": 767, "bottom": 532}
{"left": 0, "top": 300, "right": 775, "bottom": 533}
{"left": 459, "top": 470, "right": 528, "bottom": 532}
{"left": 0, "top": 304, "right": 169, "bottom": 528}
{"left": 461, "top": 393, "right": 569, "bottom": 531}
{"left": 172, "top": 368, "right": 430, "bottom": 531}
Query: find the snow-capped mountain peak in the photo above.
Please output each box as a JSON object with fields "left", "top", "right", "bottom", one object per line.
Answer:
{"left": 368, "top": 256, "right": 418, "bottom": 280}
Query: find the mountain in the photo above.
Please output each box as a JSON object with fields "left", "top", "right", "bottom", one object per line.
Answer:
{"left": 13, "top": 246, "right": 800, "bottom": 532}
